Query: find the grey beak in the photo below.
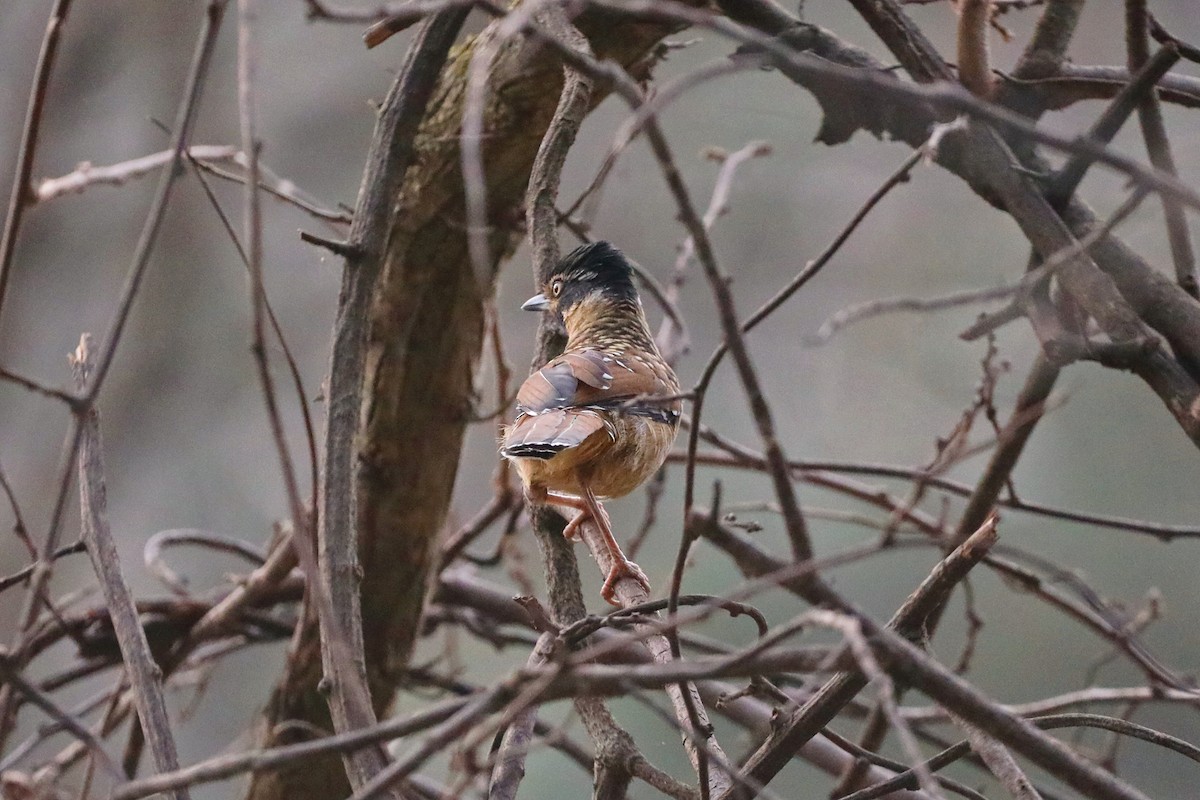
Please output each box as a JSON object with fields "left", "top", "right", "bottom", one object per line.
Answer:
{"left": 521, "top": 292, "right": 550, "bottom": 312}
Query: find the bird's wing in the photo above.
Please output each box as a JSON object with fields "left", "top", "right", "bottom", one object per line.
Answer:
{"left": 569, "top": 350, "right": 680, "bottom": 424}
{"left": 516, "top": 348, "right": 677, "bottom": 415}
{"left": 514, "top": 350, "right": 610, "bottom": 413}
{"left": 504, "top": 350, "right": 613, "bottom": 459}
{"left": 503, "top": 349, "right": 678, "bottom": 460}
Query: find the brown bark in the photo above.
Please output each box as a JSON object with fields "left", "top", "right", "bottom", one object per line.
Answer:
{"left": 245, "top": 10, "right": 695, "bottom": 800}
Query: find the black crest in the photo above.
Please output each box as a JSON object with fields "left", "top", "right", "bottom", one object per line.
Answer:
{"left": 550, "top": 241, "right": 637, "bottom": 302}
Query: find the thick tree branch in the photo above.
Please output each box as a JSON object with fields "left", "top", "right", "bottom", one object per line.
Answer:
{"left": 248, "top": 14, "right": 467, "bottom": 800}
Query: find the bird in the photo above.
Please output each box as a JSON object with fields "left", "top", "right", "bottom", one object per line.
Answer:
{"left": 501, "top": 241, "right": 681, "bottom": 604}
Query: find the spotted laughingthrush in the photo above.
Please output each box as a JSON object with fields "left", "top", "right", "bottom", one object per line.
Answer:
{"left": 501, "top": 242, "right": 681, "bottom": 604}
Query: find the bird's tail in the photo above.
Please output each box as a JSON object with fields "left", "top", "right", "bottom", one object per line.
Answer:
{"left": 501, "top": 409, "right": 608, "bottom": 460}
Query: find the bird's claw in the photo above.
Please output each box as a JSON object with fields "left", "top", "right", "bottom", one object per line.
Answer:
{"left": 563, "top": 504, "right": 611, "bottom": 543}
{"left": 563, "top": 514, "right": 584, "bottom": 541}
{"left": 600, "top": 558, "right": 651, "bottom": 606}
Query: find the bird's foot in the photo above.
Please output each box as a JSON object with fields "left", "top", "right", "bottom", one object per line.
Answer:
{"left": 562, "top": 512, "right": 587, "bottom": 541}
{"left": 600, "top": 557, "right": 651, "bottom": 606}
{"left": 562, "top": 502, "right": 610, "bottom": 542}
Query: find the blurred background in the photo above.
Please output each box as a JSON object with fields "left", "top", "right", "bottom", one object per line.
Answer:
{"left": 2, "top": 2, "right": 1200, "bottom": 797}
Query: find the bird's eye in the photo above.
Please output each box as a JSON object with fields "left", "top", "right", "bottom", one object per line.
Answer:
{"left": 551, "top": 279, "right": 563, "bottom": 297}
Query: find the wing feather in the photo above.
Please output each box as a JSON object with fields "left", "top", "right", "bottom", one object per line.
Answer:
{"left": 504, "top": 347, "right": 678, "bottom": 460}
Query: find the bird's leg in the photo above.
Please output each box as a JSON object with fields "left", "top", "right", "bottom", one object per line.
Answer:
{"left": 544, "top": 490, "right": 593, "bottom": 541}
{"left": 528, "top": 487, "right": 603, "bottom": 542}
{"left": 580, "top": 482, "right": 650, "bottom": 605}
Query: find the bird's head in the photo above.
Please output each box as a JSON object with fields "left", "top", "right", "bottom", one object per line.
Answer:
{"left": 521, "top": 241, "right": 639, "bottom": 335}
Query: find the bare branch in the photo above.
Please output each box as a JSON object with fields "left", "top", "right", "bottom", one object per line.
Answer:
{"left": 1007, "top": 65, "right": 1200, "bottom": 111}
{"left": 33, "top": 145, "right": 238, "bottom": 202}
{"left": 439, "top": 571, "right": 942, "bottom": 797}
{"left": 842, "top": 713, "right": 1200, "bottom": 800}
{"left": 1047, "top": 44, "right": 1181, "bottom": 206}
{"left": 676, "top": 442, "right": 1200, "bottom": 540}
{"left": 0, "top": 366, "right": 76, "bottom": 407}
{"left": 70, "top": 335, "right": 188, "bottom": 796}
{"left": 0, "top": 0, "right": 73, "bottom": 330}
{"left": 904, "top": 687, "right": 1200, "bottom": 722}
{"left": 143, "top": 528, "right": 267, "bottom": 596}
{"left": 1012, "top": 0, "right": 1084, "bottom": 77}
{"left": 718, "top": 512, "right": 998, "bottom": 795}
{"left": 0, "top": 542, "right": 85, "bottom": 595}
{"left": 110, "top": 697, "right": 470, "bottom": 800}
{"left": 807, "top": 283, "right": 1018, "bottom": 345}
{"left": 0, "top": 19, "right": 233, "bottom": 730}
{"left": 488, "top": 634, "right": 555, "bottom": 800}
{"left": 656, "top": 140, "right": 772, "bottom": 362}
{"left": 951, "top": 717, "right": 1042, "bottom": 800}
{"left": 248, "top": 12, "right": 469, "bottom": 800}
{"left": 0, "top": 650, "right": 121, "bottom": 781}
{"left": 957, "top": 0, "right": 994, "bottom": 97}
{"left": 1126, "top": 0, "right": 1198, "bottom": 298}
{"left": 594, "top": 0, "right": 1200, "bottom": 212}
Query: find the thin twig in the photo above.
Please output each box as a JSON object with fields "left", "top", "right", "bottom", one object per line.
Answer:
{"left": 79, "top": 2, "right": 229, "bottom": 405}
{"left": 1126, "top": 1, "right": 1197, "bottom": 298}
{"left": 809, "top": 610, "right": 948, "bottom": 799}
{"left": 676, "top": 444, "right": 1200, "bottom": 539}
{"left": 110, "top": 697, "right": 472, "bottom": 800}
{"left": 821, "top": 727, "right": 987, "bottom": 800}
{"left": 656, "top": 140, "right": 772, "bottom": 362}
{"left": 0, "top": 649, "right": 121, "bottom": 781}
{"left": 142, "top": 528, "right": 266, "bottom": 596}
{"left": 183, "top": 146, "right": 320, "bottom": 519}
{"left": 0, "top": 542, "right": 86, "bottom": 595}
{"left": 0, "top": 0, "right": 73, "bottom": 330}
{"left": 567, "top": 58, "right": 758, "bottom": 228}
{"left": 807, "top": 283, "right": 1019, "bottom": 345}
{"left": 903, "top": 687, "right": 1200, "bottom": 722}
{"left": 70, "top": 336, "right": 188, "bottom": 795}
{"left": 842, "top": 713, "right": 1200, "bottom": 800}
{"left": 678, "top": 137, "right": 933, "bottom": 567}
{"left": 0, "top": 366, "right": 77, "bottom": 406}
{"left": 33, "top": 145, "right": 238, "bottom": 202}
{"left": 0, "top": 458, "right": 35, "bottom": 560}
